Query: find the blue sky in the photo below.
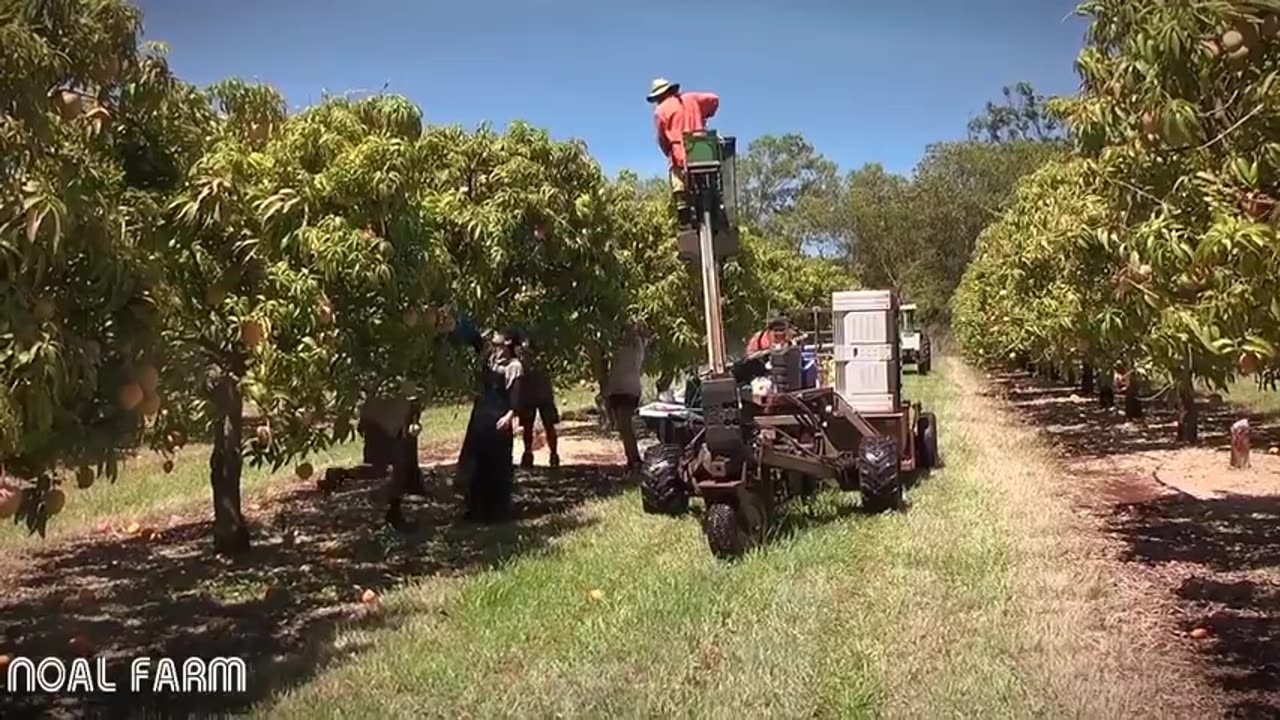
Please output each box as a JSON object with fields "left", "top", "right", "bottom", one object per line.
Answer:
{"left": 136, "top": 0, "right": 1089, "bottom": 179}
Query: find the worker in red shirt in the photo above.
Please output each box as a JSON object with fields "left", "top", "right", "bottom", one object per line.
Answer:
{"left": 647, "top": 77, "right": 719, "bottom": 229}
{"left": 745, "top": 315, "right": 792, "bottom": 354}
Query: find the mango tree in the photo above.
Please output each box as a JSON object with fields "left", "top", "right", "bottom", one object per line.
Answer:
{"left": 1060, "top": 0, "right": 1280, "bottom": 441}
{"left": 416, "top": 122, "right": 639, "bottom": 424}
{"left": 0, "top": 0, "right": 207, "bottom": 534}
{"left": 161, "top": 87, "right": 450, "bottom": 553}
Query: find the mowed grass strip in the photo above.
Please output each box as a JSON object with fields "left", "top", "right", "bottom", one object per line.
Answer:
{"left": 0, "top": 386, "right": 595, "bottom": 551}
{"left": 259, "top": 359, "right": 1178, "bottom": 719}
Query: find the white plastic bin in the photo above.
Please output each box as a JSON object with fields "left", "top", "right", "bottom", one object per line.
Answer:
{"left": 832, "top": 290, "right": 896, "bottom": 346}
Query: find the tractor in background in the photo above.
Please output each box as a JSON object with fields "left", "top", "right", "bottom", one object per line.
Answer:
{"left": 899, "top": 302, "right": 931, "bottom": 375}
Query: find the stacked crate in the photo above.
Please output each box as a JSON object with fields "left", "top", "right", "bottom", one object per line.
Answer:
{"left": 831, "top": 290, "right": 901, "bottom": 413}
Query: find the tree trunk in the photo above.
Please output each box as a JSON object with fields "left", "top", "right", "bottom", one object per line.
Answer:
{"left": 1230, "top": 418, "right": 1251, "bottom": 469}
{"left": 1099, "top": 364, "right": 1114, "bottom": 408}
{"left": 1081, "top": 362, "right": 1095, "bottom": 396}
{"left": 1124, "top": 374, "right": 1144, "bottom": 420}
{"left": 1175, "top": 370, "right": 1198, "bottom": 444}
{"left": 588, "top": 344, "right": 614, "bottom": 431}
{"left": 1047, "top": 364, "right": 1060, "bottom": 383}
{"left": 1064, "top": 363, "right": 1077, "bottom": 388}
{"left": 209, "top": 370, "right": 250, "bottom": 555}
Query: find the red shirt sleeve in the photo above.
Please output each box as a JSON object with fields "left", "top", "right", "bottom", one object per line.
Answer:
{"left": 689, "top": 92, "right": 719, "bottom": 120}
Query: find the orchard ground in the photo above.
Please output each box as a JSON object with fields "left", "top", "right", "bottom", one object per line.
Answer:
{"left": 0, "top": 367, "right": 1276, "bottom": 717}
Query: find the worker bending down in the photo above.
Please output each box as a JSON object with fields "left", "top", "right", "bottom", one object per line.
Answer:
{"left": 648, "top": 77, "right": 719, "bottom": 233}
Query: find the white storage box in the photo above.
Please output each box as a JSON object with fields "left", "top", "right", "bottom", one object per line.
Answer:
{"left": 842, "top": 392, "right": 900, "bottom": 414}
{"left": 832, "top": 290, "right": 894, "bottom": 312}
{"left": 836, "top": 357, "right": 898, "bottom": 393}
{"left": 833, "top": 344, "right": 896, "bottom": 362}
{"left": 832, "top": 290, "right": 897, "bottom": 346}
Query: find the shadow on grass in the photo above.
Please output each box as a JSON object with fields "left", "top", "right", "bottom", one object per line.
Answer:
{"left": 0, "top": 460, "right": 630, "bottom": 719}
{"left": 982, "top": 368, "right": 1280, "bottom": 717}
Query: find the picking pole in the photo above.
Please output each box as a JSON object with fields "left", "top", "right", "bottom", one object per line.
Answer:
{"left": 698, "top": 207, "right": 727, "bottom": 375}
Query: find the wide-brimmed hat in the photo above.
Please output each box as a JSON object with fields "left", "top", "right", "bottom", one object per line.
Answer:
{"left": 646, "top": 77, "right": 679, "bottom": 102}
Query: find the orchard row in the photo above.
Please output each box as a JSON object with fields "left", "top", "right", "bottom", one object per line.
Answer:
{"left": 954, "top": 0, "right": 1280, "bottom": 441}
{"left": 0, "top": 0, "right": 850, "bottom": 546}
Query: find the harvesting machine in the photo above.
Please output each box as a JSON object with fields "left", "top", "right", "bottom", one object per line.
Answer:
{"left": 640, "top": 130, "right": 940, "bottom": 559}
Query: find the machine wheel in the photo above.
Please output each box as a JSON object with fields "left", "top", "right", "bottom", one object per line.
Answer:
{"left": 640, "top": 444, "right": 690, "bottom": 516}
{"left": 916, "top": 412, "right": 939, "bottom": 470}
{"left": 857, "top": 435, "right": 903, "bottom": 512}
{"left": 703, "top": 502, "right": 752, "bottom": 559}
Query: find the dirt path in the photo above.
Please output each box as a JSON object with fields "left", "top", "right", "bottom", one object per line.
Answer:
{"left": 984, "top": 369, "right": 1280, "bottom": 718}
{"left": 0, "top": 420, "right": 628, "bottom": 719}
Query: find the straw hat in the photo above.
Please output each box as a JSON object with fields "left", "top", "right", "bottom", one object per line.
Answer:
{"left": 646, "top": 77, "right": 679, "bottom": 102}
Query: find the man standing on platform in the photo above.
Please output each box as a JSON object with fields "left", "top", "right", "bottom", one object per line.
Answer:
{"left": 647, "top": 77, "right": 719, "bottom": 235}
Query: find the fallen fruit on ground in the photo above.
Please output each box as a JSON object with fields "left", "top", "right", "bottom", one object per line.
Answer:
{"left": 296, "top": 462, "right": 314, "bottom": 480}
{"left": 46, "top": 489, "right": 66, "bottom": 516}
{"left": 589, "top": 588, "right": 604, "bottom": 601}
{"left": 162, "top": 459, "right": 174, "bottom": 474}
{"left": 360, "top": 588, "right": 378, "bottom": 604}
{"left": 1190, "top": 627, "right": 1210, "bottom": 639}
{"left": 126, "top": 522, "right": 142, "bottom": 535}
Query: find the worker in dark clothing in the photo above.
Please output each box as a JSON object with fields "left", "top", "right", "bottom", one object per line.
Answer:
{"left": 515, "top": 336, "right": 561, "bottom": 469}
{"left": 453, "top": 318, "right": 524, "bottom": 523}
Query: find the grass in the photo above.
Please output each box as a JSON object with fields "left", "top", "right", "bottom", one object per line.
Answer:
{"left": 0, "top": 385, "right": 596, "bottom": 552}
{"left": 251, "top": 360, "right": 1164, "bottom": 719}
{"left": 1223, "top": 377, "right": 1280, "bottom": 415}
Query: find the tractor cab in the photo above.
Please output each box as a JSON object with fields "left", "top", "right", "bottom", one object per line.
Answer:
{"left": 897, "top": 302, "right": 932, "bottom": 375}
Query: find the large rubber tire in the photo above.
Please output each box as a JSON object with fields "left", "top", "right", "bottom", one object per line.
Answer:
{"left": 916, "top": 412, "right": 939, "bottom": 470}
{"left": 703, "top": 502, "right": 751, "bottom": 559}
{"left": 640, "top": 444, "right": 689, "bottom": 516}
{"left": 857, "top": 435, "right": 903, "bottom": 512}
